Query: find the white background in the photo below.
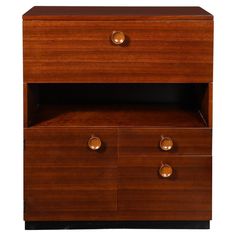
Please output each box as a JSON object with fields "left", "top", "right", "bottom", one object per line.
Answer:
{"left": 0, "top": 0, "right": 235, "bottom": 235}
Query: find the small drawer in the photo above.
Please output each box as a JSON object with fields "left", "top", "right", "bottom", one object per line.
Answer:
{"left": 119, "top": 128, "right": 212, "bottom": 156}
{"left": 118, "top": 155, "right": 211, "bottom": 219}
{"left": 118, "top": 155, "right": 212, "bottom": 189}
{"left": 24, "top": 127, "right": 117, "bottom": 167}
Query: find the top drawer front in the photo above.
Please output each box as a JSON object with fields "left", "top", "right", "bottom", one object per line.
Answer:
{"left": 23, "top": 20, "right": 213, "bottom": 83}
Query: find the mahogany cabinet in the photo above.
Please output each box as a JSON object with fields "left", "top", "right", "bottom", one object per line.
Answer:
{"left": 23, "top": 7, "right": 213, "bottom": 229}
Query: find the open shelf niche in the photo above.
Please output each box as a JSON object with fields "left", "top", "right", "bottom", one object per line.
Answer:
{"left": 25, "top": 83, "right": 210, "bottom": 128}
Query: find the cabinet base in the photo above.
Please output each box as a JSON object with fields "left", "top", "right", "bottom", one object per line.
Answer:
{"left": 25, "top": 221, "right": 210, "bottom": 230}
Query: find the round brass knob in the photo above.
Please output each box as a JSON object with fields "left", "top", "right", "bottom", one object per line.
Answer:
{"left": 159, "top": 163, "right": 173, "bottom": 178}
{"left": 88, "top": 136, "right": 102, "bottom": 150}
{"left": 111, "top": 31, "right": 126, "bottom": 45}
{"left": 160, "top": 136, "right": 173, "bottom": 151}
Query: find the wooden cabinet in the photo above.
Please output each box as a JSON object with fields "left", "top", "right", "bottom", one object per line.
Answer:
{"left": 23, "top": 6, "right": 213, "bottom": 229}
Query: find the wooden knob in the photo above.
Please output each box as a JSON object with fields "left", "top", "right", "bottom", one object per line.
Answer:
{"left": 111, "top": 31, "right": 125, "bottom": 45}
{"left": 88, "top": 136, "right": 102, "bottom": 150}
{"left": 159, "top": 163, "right": 173, "bottom": 178}
{"left": 160, "top": 136, "right": 173, "bottom": 151}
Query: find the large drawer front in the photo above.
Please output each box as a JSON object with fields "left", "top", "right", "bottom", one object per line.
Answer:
{"left": 24, "top": 20, "right": 213, "bottom": 83}
{"left": 119, "top": 128, "right": 212, "bottom": 156}
{"left": 24, "top": 128, "right": 118, "bottom": 220}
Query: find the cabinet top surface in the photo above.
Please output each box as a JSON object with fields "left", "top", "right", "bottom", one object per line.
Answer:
{"left": 23, "top": 6, "right": 213, "bottom": 21}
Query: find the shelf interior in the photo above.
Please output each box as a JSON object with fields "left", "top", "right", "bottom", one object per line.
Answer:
{"left": 26, "top": 83, "right": 209, "bottom": 128}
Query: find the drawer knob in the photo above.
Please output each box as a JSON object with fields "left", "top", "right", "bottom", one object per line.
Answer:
{"left": 160, "top": 136, "right": 173, "bottom": 151}
{"left": 111, "top": 31, "right": 126, "bottom": 45}
{"left": 159, "top": 163, "right": 173, "bottom": 178}
{"left": 88, "top": 136, "right": 102, "bottom": 150}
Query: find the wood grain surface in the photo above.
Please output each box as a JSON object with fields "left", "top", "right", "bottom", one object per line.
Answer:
{"left": 24, "top": 127, "right": 212, "bottom": 221}
{"left": 118, "top": 189, "right": 211, "bottom": 211}
{"left": 24, "top": 128, "right": 117, "bottom": 167}
{"left": 118, "top": 155, "right": 211, "bottom": 213}
{"left": 24, "top": 210, "right": 211, "bottom": 221}
{"left": 23, "top": 6, "right": 213, "bottom": 21}
{"left": 30, "top": 104, "right": 207, "bottom": 128}
{"left": 119, "top": 128, "right": 212, "bottom": 156}
{"left": 23, "top": 20, "right": 213, "bottom": 83}
{"left": 24, "top": 128, "right": 118, "bottom": 220}
{"left": 23, "top": 6, "right": 213, "bottom": 223}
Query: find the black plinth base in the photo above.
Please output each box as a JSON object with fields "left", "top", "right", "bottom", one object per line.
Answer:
{"left": 25, "top": 221, "right": 210, "bottom": 230}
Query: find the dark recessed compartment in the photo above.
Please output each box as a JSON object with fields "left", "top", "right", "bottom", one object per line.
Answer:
{"left": 25, "top": 83, "right": 211, "bottom": 127}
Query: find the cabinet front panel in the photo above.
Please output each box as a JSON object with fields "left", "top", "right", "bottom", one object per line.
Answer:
{"left": 118, "top": 155, "right": 211, "bottom": 189}
{"left": 118, "top": 189, "right": 211, "bottom": 212}
{"left": 24, "top": 20, "right": 213, "bottom": 83}
{"left": 24, "top": 127, "right": 118, "bottom": 220}
{"left": 25, "top": 128, "right": 117, "bottom": 167}
{"left": 118, "top": 155, "right": 211, "bottom": 220}
{"left": 25, "top": 166, "right": 117, "bottom": 190}
{"left": 25, "top": 190, "right": 117, "bottom": 220}
{"left": 119, "top": 128, "right": 212, "bottom": 156}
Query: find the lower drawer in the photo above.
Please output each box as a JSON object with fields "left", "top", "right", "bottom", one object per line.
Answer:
{"left": 118, "top": 155, "right": 212, "bottom": 219}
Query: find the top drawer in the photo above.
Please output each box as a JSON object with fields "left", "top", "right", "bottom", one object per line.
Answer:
{"left": 23, "top": 20, "right": 213, "bottom": 83}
